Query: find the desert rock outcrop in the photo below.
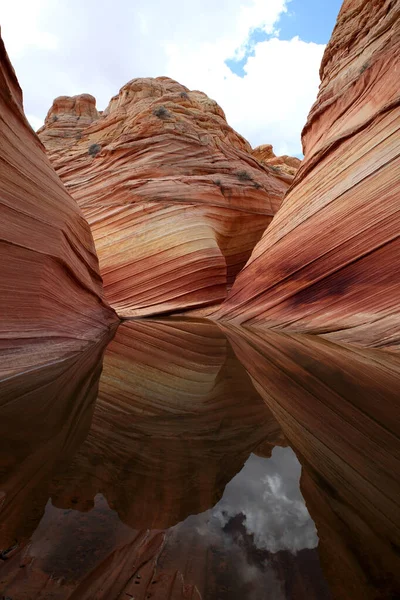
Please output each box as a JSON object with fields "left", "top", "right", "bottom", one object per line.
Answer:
{"left": 39, "top": 77, "right": 292, "bottom": 317}
{"left": 0, "top": 34, "right": 116, "bottom": 377}
{"left": 218, "top": 0, "right": 400, "bottom": 350}
{"left": 252, "top": 144, "right": 301, "bottom": 177}
{"left": 38, "top": 93, "right": 99, "bottom": 152}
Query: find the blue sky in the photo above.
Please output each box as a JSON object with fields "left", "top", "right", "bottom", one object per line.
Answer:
{"left": 1, "top": 0, "right": 343, "bottom": 157}
{"left": 278, "top": 0, "right": 343, "bottom": 43}
{"left": 227, "top": 0, "right": 342, "bottom": 77}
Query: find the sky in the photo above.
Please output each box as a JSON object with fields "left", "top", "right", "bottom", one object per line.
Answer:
{"left": 0, "top": 0, "right": 342, "bottom": 157}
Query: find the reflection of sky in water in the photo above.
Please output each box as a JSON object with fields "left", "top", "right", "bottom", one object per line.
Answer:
{"left": 13, "top": 447, "right": 327, "bottom": 599}
{"left": 212, "top": 447, "right": 318, "bottom": 554}
{"left": 166, "top": 447, "right": 326, "bottom": 600}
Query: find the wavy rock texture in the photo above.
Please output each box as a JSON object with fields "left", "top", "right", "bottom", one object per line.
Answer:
{"left": 49, "top": 319, "right": 283, "bottom": 529}
{"left": 223, "top": 324, "right": 400, "bottom": 600}
{"left": 0, "top": 35, "right": 116, "bottom": 377}
{"left": 38, "top": 77, "right": 291, "bottom": 317}
{"left": 218, "top": 0, "right": 400, "bottom": 350}
{"left": 0, "top": 319, "right": 285, "bottom": 599}
{"left": 0, "top": 328, "right": 114, "bottom": 552}
{"left": 252, "top": 144, "right": 301, "bottom": 177}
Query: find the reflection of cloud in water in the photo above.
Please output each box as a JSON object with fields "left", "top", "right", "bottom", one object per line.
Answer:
{"left": 169, "top": 447, "right": 326, "bottom": 599}
{"left": 199, "top": 447, "right": 318, "bottom": 554}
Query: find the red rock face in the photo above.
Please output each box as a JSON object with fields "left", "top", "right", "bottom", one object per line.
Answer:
{"left": 39, "top": 77, "right": 292, "bottom": 317}
{"left": 0, "top": 35, "right": 117, "bottom": 376}
{"left": 217, "top": 0, "right": 400, "bottom": 350}
{"left": 222, "top": 324, "right": 400, "bottom": 600}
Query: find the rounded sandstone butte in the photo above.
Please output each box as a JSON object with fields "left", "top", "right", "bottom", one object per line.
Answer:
{"left": 217, "top": 0, "right": 400, "bottom": 350}
{"left": 0, "top": 34, "right": 116, "bottom": 377}
{"left": 39, "top": 76, "right": 291, "bottom": 317}
{"left": 37, "top": 93, "right": 99, "bottom": 151}
{"left": 252, "top": 144, "right": 302, "bottom": 177}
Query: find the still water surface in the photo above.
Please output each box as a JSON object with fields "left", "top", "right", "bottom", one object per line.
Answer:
{"left": 1, "top": 319, "right": 399, "bottom": 599}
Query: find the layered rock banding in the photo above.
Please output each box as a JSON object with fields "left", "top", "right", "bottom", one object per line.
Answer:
{"left": 0, "top": 319, "right": 285, "bottom": 599}
{"left": 39, "top": 77, "right": 292, "bottom": 317}
{"left": 49, "top": 319, "right": 283, "bottom": 529}
{"left": 218, "top": 0, "right": 400, "bottom": 350}
{"left": 0, "top": 328, "right": 114, "bottom": 552}
{"left": 38, "top": 93, "right": 100, "bottom": 152}
{"left": 0, "top": 34, "right": 116, "bottom": 377}
{"left": 223, "top": 324, "right": 400, "bottom": 600}
{"left": 252, "top": 144, "right": 301, "bottom": 177}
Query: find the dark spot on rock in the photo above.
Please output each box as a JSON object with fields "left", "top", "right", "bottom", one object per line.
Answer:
{"left": 236, "top": 170, "right": 252, "bottom": 181}
{"left": 88, "top": 143, "right": 101, "bottom": 157}
{"left": 153, "top": 105, "right": 170, "bottom": 119}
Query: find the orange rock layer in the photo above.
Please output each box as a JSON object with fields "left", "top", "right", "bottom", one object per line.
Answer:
{"left": 223, "top": 324, "right": 400, "bottom": 600}
{"left": 252, "top": 144, "right": 301, "bottom": 177}
{"left": 0, "top": 34, "right": 117, "bottom": 377}
{"left": 39, "top": 78, "right": 291, "bottom": 317}
{"left": 217, "top": 0, "right": 400, "bottom": 350}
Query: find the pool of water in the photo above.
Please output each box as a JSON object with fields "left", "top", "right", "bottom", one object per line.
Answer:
{"left": 1, "top": 318, "right": 399, "bottom": 599}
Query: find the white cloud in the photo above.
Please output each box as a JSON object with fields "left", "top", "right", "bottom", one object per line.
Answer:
{"left": 0, "top": 0, "right": 324, "bottom": 155}
{"left": 1, "top": 0, "right": 58, "bottom": 56}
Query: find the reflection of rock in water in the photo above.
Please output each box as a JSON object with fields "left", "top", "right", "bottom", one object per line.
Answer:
{"left": 50, "top": 319, "right": 283, "bottom": 528}
{"left": 157, "top": 449, "right": 331, "bottom": 600}
{"left": 0, "top": 328, "right": 114, "bottom": 551}
{"left": 223, "top": 323, "right": 400, "bottom": 600}
{"left": 1, "top": 451, "right": 330, "bottom": 600}
{"left": 0, "top": 319, "right": 286, "bottom": 599}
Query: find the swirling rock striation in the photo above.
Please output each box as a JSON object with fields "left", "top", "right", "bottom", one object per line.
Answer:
{"left": 49, "top": 318, "right": 282, "bottom": 529}
{"left": 0, "top": 328, "right": 114, "bottom": 552}
{"left": 39, "top": 77, "right": 291, "bottom": 317}
{"left": 223, "top": 324, "right": 400, "bottom": 599}
{"left": 0, "top": 34, "right": 116, "bottom": 377}
{"left": 0, "top": 319, "right": 284, "bottom": 599}
{"left": 218, "top": 0, "right": 400, "bottom": 350}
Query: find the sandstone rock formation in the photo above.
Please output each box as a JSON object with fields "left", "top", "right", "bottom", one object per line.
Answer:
{"left": 223, "top": 324, "right": 400, "bottom": 600}
{"left": 252, "top": 144, "right": 301, "bottom": 177}
{"left": 218, "top": 0, "right": 400, "bottom": 350}
{"left": 38, "top": 93, "right": 100, "bottom": 152}
{"left": 0, "top": 34, "right": 116, "bottom": 377}
{"left": 39, "top": 77, "right": 292, "bottom": 317}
